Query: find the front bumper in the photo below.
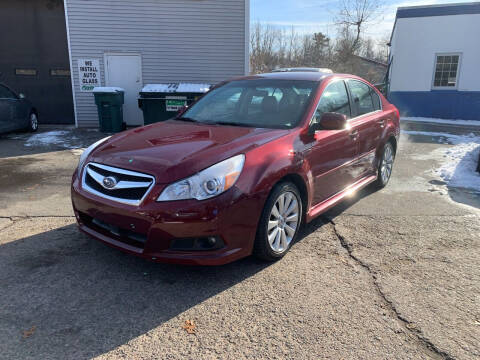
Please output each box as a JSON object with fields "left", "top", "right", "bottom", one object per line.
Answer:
{"left": 71, "top": 171, "right": 264, "bottom": 265}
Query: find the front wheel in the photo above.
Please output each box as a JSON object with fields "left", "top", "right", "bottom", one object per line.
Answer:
{"left": 253, "top": 182, "right": 303, "bottom": 261}
{"left": 374, "top": 142, "right": 395, "bottom": 188}
{"left": 27, "top": 112, "right": 38, "bottom": 132}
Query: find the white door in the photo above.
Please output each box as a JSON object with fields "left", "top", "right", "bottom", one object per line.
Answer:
{"left": 105, "top": 54, "right": 143, "bottom": 126}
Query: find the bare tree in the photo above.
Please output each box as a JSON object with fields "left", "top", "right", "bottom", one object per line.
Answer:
{"left": 336, "top": 0, "right": 383, "bottom": 54}
{"left": 375, "top": 32, "right": 391, "bottom": 63}
{"left": 250, "top": 22, "right": 281, "bottom": 74}
{"left": 249, "top": 22, "right": 387, "bottom": 82}
{"left": 250, "top": 23, "right": 334, "bottom": 74}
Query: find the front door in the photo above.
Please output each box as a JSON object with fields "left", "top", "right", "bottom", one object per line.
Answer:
{"left": 305, "top": 80, "right": 358, "bottom": 205}
{"left": 0, "top": 99, "right": 9, "bottom": 132}
{"left": 0, "top": 85, "right": 14, "bottom": 132}
{"left": 105, "top": 54, "right": 143, "bottom": 126}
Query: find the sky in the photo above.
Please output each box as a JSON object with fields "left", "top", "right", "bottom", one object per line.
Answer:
{"left": 251, "top": 0, "right": 466, "bottom": 40}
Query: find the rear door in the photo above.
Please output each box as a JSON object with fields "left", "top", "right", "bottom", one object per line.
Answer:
{"left": 346, "top": 79, "right": 385, "bottom": 178}
{"left": 305, "top": 79, "right": 358, "bottom": 205}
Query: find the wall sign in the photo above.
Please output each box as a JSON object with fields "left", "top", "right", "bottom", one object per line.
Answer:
{"left": 78, "top": 59, "right": 101, "bottom": 92}
{"left": 166, "top": 96, "right": 187, "bottom": 112}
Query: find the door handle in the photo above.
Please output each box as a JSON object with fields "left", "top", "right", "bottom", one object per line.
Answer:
{"left": 349, "top": 130, "right": 359, "bottom": 139}
{"left": 377, "top": 119, "right": 385, "bottom": 128}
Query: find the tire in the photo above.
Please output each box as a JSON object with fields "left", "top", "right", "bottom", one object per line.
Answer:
{"left": 374, "top": 141, "right": 395, "bottom": 188}
{"left": 27, "top": 112, "right": 38, "bottom": 132}
{"left": 253, "top": 182, "right": 303, "bottom": 261}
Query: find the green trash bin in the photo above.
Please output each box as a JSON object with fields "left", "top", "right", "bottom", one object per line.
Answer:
{"left": 93, "top": 87, "right": 125, "bottom": 133}
{"left": 138, "top": 83, "right": 211, "bottom": 125}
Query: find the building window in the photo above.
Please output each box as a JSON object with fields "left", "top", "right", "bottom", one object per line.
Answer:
{"left": 433, "top": 54, "right": 460, "bottom": 88}
{"left": 50, "top": 69, "right": 71, "bottom": 76}
{"left": 15, "top": 69, "right": 37, "bottom": 76}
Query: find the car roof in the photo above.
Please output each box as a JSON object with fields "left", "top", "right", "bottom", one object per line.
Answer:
{"left": 240, "top": 71, "right": 336, "bottom": 82}
{"left": 271, "top": 67, "right": 334, "bottom": 73}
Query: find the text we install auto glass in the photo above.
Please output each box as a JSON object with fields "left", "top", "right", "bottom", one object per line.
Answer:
{"left": 78, "top": 59, "right": 101, "bottom": 92}
{"left": 80, "top": 65, "right": 98, "bottom": 84}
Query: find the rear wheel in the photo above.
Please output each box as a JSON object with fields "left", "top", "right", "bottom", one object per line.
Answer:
{"left": 374, "top": 141, "right": 395, "bottom": 188}
{"left": 27, "top": 112, "right": 38, "bottom": 132}
{"left": 253, "top": 182, "right": 302, "bottom": 261}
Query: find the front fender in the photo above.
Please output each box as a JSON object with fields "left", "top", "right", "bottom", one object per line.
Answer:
{"left": 235, "top": 135, "right": 313, "bottom": 212}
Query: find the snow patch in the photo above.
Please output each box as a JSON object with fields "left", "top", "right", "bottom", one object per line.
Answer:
{"left": 403, "top": 130, "right": 480, "bottom": 192}
{"left": 177, "top": 83, "right": 211, "bottom": 93}
{"left": 25, "top": 131, "right": 79, "bottom": 149}
{"left": 141, "top": 84, "right": 175, "bottom": 93}
{"left": 436, "top": 142, "right": 480, "bottom": 193}
{"left": 402, "top": 116, "right": 480, "bottom": 127}
{"left": 92, "top": 87, "right": 124, "bottom": 93}
{"left": 141, "top": 83, "right": 211, "bottom": 93}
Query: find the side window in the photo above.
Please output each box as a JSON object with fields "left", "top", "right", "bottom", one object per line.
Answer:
{"left": 347, "top": 80, "right": 376, "bottom": 116}
{"left": 312, "top": 80, "right": 350, "bottom": 124}
{"left": 0, "top": 85, "right": 16, "bottom": 99}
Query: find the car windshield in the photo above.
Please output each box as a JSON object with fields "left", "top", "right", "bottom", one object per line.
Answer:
{"left": 179, "top": 79, "right": 317, "bottom": 129}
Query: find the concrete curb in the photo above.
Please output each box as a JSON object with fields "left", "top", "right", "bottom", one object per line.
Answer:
{"left": 401, "top": 120, "right": 480, "bottom": 136}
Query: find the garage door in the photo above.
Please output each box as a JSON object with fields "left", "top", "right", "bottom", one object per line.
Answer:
{"left": 0, "top": 0, "right": 74, "bottom": 124}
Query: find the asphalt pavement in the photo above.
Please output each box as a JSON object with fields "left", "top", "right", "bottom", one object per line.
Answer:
{"left": 0, "top": 125, "right": 479, "bottom": 359}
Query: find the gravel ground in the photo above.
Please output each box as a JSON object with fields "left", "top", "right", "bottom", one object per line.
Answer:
{"left": 0, "top": 125, "right": 479, "bottom": 359}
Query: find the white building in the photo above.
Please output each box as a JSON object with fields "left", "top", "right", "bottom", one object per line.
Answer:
{"left": 388, "top": 2, "right": 480, "bottom": 120}
{"left": 0, "top": 0, "right": 249, "bottom": 127}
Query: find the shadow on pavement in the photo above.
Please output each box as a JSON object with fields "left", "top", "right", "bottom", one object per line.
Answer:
{"left": 0, "top": 223, "right": 273, "bottom": 359}
{"left": 322, "top": 185, "right": 377, "bottom": 220}
{"left": 0, "top": 167, "right": 382, "bottom": 359}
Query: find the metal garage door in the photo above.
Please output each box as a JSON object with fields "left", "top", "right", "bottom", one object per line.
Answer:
{"left": 0, "top": 0, "right": 74, "bottom": 124}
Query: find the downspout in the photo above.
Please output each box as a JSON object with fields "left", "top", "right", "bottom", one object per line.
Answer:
{"left": 63, "top": 0, "right": 78, "bottom": 127}
{"left": 244, "top": 0, "right": 251, "bottom": 75}
{"left": 385, "top": 43, "right": 392, "bottom": 100}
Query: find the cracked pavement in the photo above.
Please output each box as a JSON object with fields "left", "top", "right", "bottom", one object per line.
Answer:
{"left": 0, "top": 126, "right": 479, "bottom": 359}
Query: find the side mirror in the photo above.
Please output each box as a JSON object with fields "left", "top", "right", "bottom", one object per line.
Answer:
{"left": 18, "top": 93, "right": 25, "bottom": 99}
{"left": 319, "top": 112, "right": 347, "bottom": 130}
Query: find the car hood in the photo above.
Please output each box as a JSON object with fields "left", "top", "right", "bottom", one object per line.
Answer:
{"left": 90, "top": 120, "right": 289, "bottom": 183}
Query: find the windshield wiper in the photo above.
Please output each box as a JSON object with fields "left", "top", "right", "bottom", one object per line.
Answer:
{"left": 176, "top": 116, "right": 199, "bottom": 123}
{"left": 204, "top": 121, "right": 253, "bottom": 127}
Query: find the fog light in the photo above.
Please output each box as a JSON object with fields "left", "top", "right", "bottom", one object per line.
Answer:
{"left": 207, "top": 236, "right": 217, "bottom": 246}
{"left": 170, "top": 236, "right": 225, "bottom": 251}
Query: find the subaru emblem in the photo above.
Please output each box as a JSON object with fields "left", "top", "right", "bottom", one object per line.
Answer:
{"left": 102, "top": 176, "right": 118, "bottom": 189}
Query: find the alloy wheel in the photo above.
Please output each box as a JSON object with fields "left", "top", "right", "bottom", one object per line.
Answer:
{"left": 30, "top": 113, "right": 38, "bottom": 131}
{"left": 267, "top": 191, "right": 299, "bottom": 253}
{"left": 380, "top": 143, "right": 394, "bottom": 183}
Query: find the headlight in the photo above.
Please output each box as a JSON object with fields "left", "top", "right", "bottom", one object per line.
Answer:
{"left": 77, "top": 136, "right": 111, "bottom": 174}
{"left": 157, "top": 154, "right": 245, "bottom": 201}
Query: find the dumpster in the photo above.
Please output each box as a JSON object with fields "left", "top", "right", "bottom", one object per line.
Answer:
{"left": 138, "top": 83, "right": 211, "bottom": 125}
{"left": 93, "top": 87, "right": 125, "bottom": 133}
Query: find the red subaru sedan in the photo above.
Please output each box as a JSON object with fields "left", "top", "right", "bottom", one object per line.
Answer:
{"left": 71, "top": 71, "right": 399, "bottom": 265}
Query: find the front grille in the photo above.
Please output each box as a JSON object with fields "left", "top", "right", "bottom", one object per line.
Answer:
{"left": 82, "top": 162, "right": 155, "bottom": 205}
